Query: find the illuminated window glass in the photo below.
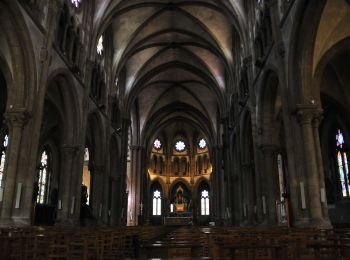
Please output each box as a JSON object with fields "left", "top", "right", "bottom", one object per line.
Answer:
{"left": 153, "top": 139, "right": 162, "bottom": 149}
{"left": 336, "top": 129, "right": 350, "bottom": 197}
{"left": 71, "top": 0, "right": 82, "bottom": 8}
{"left": 97, "top": 35, "right": 103, "bottom": 55}
{"left": 0, "top": 134, "right": 9, "bottom": 188}
{"left": 152, "top": 190, "right": 161, "bottom": 216}
{"left": 201, "top": 190, "right": 209, "bottom": 215}
{"left": 198, "top": 138, "right": 207, "bottom": 149}
{"left": 175, "top": 140, "right": 186, "bottom": 152}
{"left": 37, "top": 149, "right": 51, "bottom": 204}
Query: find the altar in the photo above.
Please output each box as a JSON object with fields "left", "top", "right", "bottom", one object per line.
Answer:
{"left": 164, "top": 210, "right": 192, "bottom": 225}
{"left": 163, "top": 216, "right": 192, "bottom": 226}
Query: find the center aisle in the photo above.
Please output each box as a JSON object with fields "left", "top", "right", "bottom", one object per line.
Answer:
{"left": 138, "top": 226, "right": 211, "bottom": 259}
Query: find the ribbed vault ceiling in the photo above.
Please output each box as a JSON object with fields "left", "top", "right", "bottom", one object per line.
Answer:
{"left": 94, "top": 0, "right": 246, "bottom": 144}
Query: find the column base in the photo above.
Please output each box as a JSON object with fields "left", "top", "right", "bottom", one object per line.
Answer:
{"left": 293, "top": 217, "right": 332, "bottom": 229}
{"left": 311, "top": 217, "right": 333, "bottom": 229}
{"left": 55, "top": 217, "right": 81, "bottom": 227}
{"left": 0, "top": 217, "right": 32, "bottom": 227}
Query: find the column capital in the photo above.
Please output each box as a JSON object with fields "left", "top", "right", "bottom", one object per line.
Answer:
{"left": 3, "top": 109, "right": 31, "bottom": 129}
{"left": 295, "top": 104, "right": 322, "bottom": 126}
{"left": 312, "top": 111, "right": 324, "bottom": 129}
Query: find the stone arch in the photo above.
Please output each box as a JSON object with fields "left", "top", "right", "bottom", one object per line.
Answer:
{"left": 0, "top": 1, "right": 37, "bottom": 109}
{"left": 257, "top": 70, "right": 281, "bottom": 146}
{"left": 45, "top": 71, "right": 81, "bottom": 144}
{"left": 288, "top": 0, "right": 337, "bottom": 104}
{"left": 169, "top": 178, "right": 191, "bottom": 196}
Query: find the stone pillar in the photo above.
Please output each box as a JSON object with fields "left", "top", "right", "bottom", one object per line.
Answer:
{"left": 70, "top": 147, "right": 84, "bottom": 225}
{"left": 93, "top": 164, "right": 105, "bottom": 222}
{"left": 241, "top": 163, "right": 256, "bottom": 225}
{"left": 0, "top": 110, "right": 30, "bottom": 225}
{"left": 296, "top": 105, "right": 331, "bottom": 228}
{"left": 110, "top": 174, "right": 120, "bottom": 226}
{"left": 312, "top": 114, "right": 331, "bottom": 222}
{"left": 259, "top": 144, "right": 279, "bottom": 225}
{"left": 56, "top": 145, "right": 79, "bottom": 225}
{"left": 212, "top": 146, "right": 223, "bottom": 224}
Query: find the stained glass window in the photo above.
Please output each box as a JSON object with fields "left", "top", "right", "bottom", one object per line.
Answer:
{"left": 153, "top": 139, "right": 161, "bottom": 149}
{"left": 336, "top": 129, "right": 350, "bottom": 197}
{"left": 175, "top": 140, "right": 186, "bottom": 152}
{"left": 152, "top": 190, "right": 161, "bottom": 216}
{"left": 82, "top": 147, "right": 91, "bottom": 205}
{"left": 336, "top": 129, "right": 345, "bottom": 149}
{"left": 201, "top": 190, "right": 209, "bottom": 215}
{"left": 0, "top": 134, "right": 8, "bottom": 189}
{"left": 97, "top": 35, "right": 103, "bottom": 55}
{"left": 37, "top": 149, "right": 51, "bottom": 204}
{"left": 199, "top": 138, "right": 207, "bottom": 149}
{"left": 71, "top": 0, "right": 81, "bottom": 8}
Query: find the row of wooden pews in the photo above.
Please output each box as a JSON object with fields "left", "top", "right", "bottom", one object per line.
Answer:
{"left": 201, "top": 227, "right": 350, "bottom": 260}
{"left": 0, "top": 226, "right": 169, "bottom": 259}
{"left": 1, "top": 225, "right": 349, "bottom": 259}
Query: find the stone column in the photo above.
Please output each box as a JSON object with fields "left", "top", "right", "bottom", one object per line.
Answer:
{"left": 0, "top": 110, "right": 30, "bottom": 225}
{"left": 93, "top": 164, "right": 105, "bottom": 222}
{"left": 241, "top": 163, "right": 256, "bottom": 225}
{"left": 70, "top": 147, "right": 84, "bottom": 226}
{"left": 56, "top": 145, "right": 79, "bottom": 225}
{"left": 296, "top": 105, "right": 331, "bottom": 228}
{"left": 312, "top": 115, "right": 331, "bottom": 222}
{"left": 212, "top": 146, "right": 223, "bottom": 224}
{"left": 110, "top": 174, "right": 121, "bottom": 226}
{"left": 259, "top": 144, "right": 279, "bottom": 225}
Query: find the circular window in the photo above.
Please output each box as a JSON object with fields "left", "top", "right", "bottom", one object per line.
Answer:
{"left": 198, "top": 138, "right": 207, "bottom": 149}
{"left": 175, "top": 140, "right": 186, "bottom": 152}
{"left": 153, "top": 139, "right": 162, "bottom": 149}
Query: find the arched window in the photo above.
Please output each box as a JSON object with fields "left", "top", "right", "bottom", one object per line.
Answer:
{"left": 277, "top": 154, "right": 286, "bottom": 200}
{"left": 201, "top": 190, "right": 210, "bottom": 215}
{"left": 152, "top": 190, "right": 162, "bottom": 216}
{"left": 97, "top": 35, "right": 103, "bottom": 55}
{"left": 0, "top": 133, "right": 9, "bottom": 191}
{"left": 37, "top": 149, "right": 52, "bottom": 204}
{"left": 82, "top": 147, "right": 91, "bottom": 205}
{"left": 336, "top": 129, "right": 350, "bottom": 197}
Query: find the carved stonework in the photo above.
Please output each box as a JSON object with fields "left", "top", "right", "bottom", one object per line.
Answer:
{"left": 296, "top": 105, "right": 323, "bottom": 126}
{"left": 3, "top": 110, "right": 31, "bottom": 129}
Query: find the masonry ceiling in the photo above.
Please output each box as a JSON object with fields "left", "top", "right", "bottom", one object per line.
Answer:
{"left": 94, "top": 0, "right": 246, "bottom": 144}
